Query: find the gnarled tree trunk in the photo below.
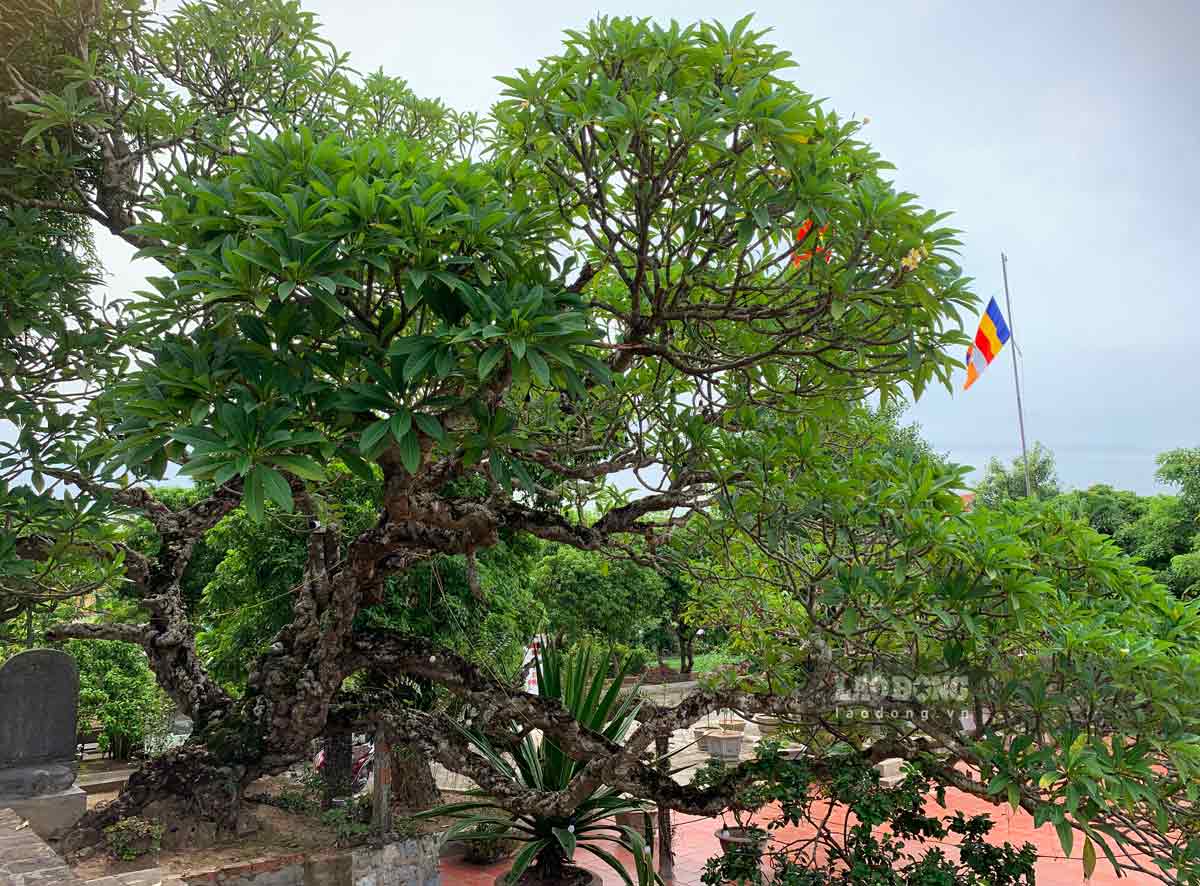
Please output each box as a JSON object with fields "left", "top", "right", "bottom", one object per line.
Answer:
{"left": 390, "top": 741, "right": 439, "bottom": 812}
{"left": 59, "top": 744, "right": 255, "bottom": 856}
{"left": 676, "top": 625, "right": 695, "bottom": 674}
{"left": 321, "top": 725, "right": 353, "bottom": 810}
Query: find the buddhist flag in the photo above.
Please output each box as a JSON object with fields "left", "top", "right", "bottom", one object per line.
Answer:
{"left": 963, "top": 297, "right": 1011, "bottom": 390}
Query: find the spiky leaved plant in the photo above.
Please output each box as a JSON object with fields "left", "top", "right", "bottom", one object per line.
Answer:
{"left": 430, "top": 642, "right": 659, "bottom": 885}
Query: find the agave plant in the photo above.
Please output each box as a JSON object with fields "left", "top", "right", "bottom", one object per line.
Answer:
{"left": 431, "top": 642, "right": 660, "bottom": 885}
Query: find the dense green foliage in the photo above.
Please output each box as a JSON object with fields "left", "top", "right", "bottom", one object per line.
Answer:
{"left": 3, "top": 5, "right": 1199, "bottom": 882}
{"left": 0, "top": 201, "right": 121, "bottom": 627}
{"left": 697, "top": 749, "right": 1036, "bottom": 886}
{"left": 975, "top": 441, "right": 1061, "bottom": 506}
{"left": 533, "top": 547, "right": 663, "bottom": 651}
{"left": 178, "top": 466, "right": 545, "bottom": 689}
{"left": 0, "top": 0, "right": 484, "bottom": 604}
{"left": 360, "top": 537, "right": 547, "bottom": 682}
{"left": 70, "top": 639, "right": 164, "bottom": 759}
{"left": 183, "top": 466, "right": 377, "bottom": 687}
{"left": 1036, "top": 446, "right": 1200, "bottom": 596}
{"left": 684, "top": 406, "right": 1200, "bottom": 880}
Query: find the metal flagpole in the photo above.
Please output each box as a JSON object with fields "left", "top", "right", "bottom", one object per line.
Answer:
{"left": 1000, "top": 252, "right": 1033, "bottom": 498}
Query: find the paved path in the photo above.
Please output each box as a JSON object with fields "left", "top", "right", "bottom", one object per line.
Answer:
{"left": 437, "top": 692, "right": 1163, "bottom": 886}
{"left": 441, "top": 790, "right": 1164, "bottom": 886}
{"left": 0, "top": 807, "right": 85, "bottom": 886}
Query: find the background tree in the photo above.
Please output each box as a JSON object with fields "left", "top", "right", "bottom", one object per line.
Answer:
{"left": 1156, "top": 447, "right": 1200, "bottom": 518}
{"left": 1058, "top": 483, "right": 1149, "bottom": 537}
{"left": 659, "top": 572, "right": 698, "bottom": 674}
{"left": 1056, "top": 451, "right": 1200, "bottom": 596}
{"left": 167, "top": 465, "right": 542, "bottom": 808}
{"left": 29, "top": 10, "right": 968, "bottom": 852}
{"left": 1, "top": 0, "right": 482, "bottom": 240}
{"left": 975, "top": 440, "right": 1060, "bottom": 506}
{"left": 533, "top": 546, "right": 662, "bottom": 661}
{"left": 70, "top": 639, "right": 164, "bottom": 760}
{"left": 1152, "top": 447, "right": 1200, "bottom": 595}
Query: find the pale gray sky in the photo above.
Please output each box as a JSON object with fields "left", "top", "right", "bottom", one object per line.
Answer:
{"left": 99, "top": 0, "right": 1200, "bottom": 493}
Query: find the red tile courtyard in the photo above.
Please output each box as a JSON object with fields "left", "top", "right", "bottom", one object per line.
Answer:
{"left": 440, "top": 786, "right": 1163, "bottom": 885}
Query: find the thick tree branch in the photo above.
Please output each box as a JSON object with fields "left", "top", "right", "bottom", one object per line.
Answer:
{"left": 47, "top": 621, "right": 151, "bottom": 645}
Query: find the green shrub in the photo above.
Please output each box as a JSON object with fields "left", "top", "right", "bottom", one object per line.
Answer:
{"left": 320, "top": 805, "right": 370, "bottom": 845}
{"left": 69, "top": 640, "right": 160, "bottom": 759}
{"left": 697, "top": 748, "right": 1036, "bottom": 886}
{"left": 272, "top": 787, "right": 318, "bottom": 815}
{"left": 103, "top": 816, "right": 164, "bottom": 860}
{"left": 623, "top": 644, "right": 653, "bottom": 674}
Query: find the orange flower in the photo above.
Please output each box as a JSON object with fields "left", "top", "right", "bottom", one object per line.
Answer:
{"left": 792, "top": 219, "right": 832, "bottom": 267}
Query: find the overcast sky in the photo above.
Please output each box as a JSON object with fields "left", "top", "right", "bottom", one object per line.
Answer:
{"left": 100, "top": 0, "right": 1199, "bottom": 494}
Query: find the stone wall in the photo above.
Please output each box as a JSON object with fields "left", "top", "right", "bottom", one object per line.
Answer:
{"left": 350, "top": 837, "right": 440, "bottom": 886}
{"left": 0, "top": 807, "right": 86, "bottom": 886}
{"left": 180, "top": 834, "right": 440, "bottom": 886}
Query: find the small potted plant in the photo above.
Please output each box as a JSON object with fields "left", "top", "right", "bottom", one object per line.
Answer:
{"left": 713, "top": 806, "right": 768, "bottom": 886}
{"left": 715, "top": 787, "right": 768, "bottom": 859}
{"left": 692, "top": 758, "right": 773, "bottom": 869}
{"left": 715, "top": 819, "right": 768, "bottom": 857}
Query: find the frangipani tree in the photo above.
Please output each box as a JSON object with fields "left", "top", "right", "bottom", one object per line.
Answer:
{"left": 0, "top": 0, "right": 479, "bottom": 630}
{"left": 12, "top": 11, "right": 968, "bottom": 849}
{"left": 6, "top": 10, "right": 1196, "bottom": 884}
{"left": 683, "top": 407, "right": 1200, "bottom": 883}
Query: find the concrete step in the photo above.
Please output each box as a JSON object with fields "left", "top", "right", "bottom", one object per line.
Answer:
{"left": 77, "top": 768, "right": 137, "bottom": 794}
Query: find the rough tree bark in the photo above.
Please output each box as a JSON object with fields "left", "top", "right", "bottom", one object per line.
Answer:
{"left": 371, "top": 728, "right": 392, "bottom": 833}
{"left": 47, "top": 457, "right": 765, "bottom": 856}
{"left": 60, "top": 745, "right": 250, "bottom": 855}
{"left": 389, "top": 742, "right": 439, "bottom": 812}
{"left": 655, "top": 733, "right": 674, "bottom": 880}
{"left": 45, "top": 473, "right": 241, "bottom": 731}
{"left": 675, "top": 624, "right": 695, "bottom": 675}
{"left": 321, "top": 726, "right": 352, "bottom": 810}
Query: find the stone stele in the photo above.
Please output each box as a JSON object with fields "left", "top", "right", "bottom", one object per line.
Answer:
{"left": 0, "top": 649, "right": 86, "bottom": 838}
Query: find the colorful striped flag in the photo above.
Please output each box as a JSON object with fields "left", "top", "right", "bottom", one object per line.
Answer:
{"left": 963, "top": 297, "right": 1011, "bottom": 390}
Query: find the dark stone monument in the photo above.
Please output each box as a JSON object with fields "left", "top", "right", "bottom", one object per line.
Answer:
{"left": 0, "top": 649, "right": 86, "bottom": 837}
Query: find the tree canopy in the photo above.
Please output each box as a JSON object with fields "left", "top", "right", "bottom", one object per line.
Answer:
{"left": 2, "top": 7, "right": 1198, "bottom": 884}
{"left": 1037, "top": 447, "right": 1200, "bottom": 597}
{"left": 533, "top": 546, "right": 663, "bottom": 650}
{"left": 975, "top": 441, "right": 1061, "bottom": 507}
